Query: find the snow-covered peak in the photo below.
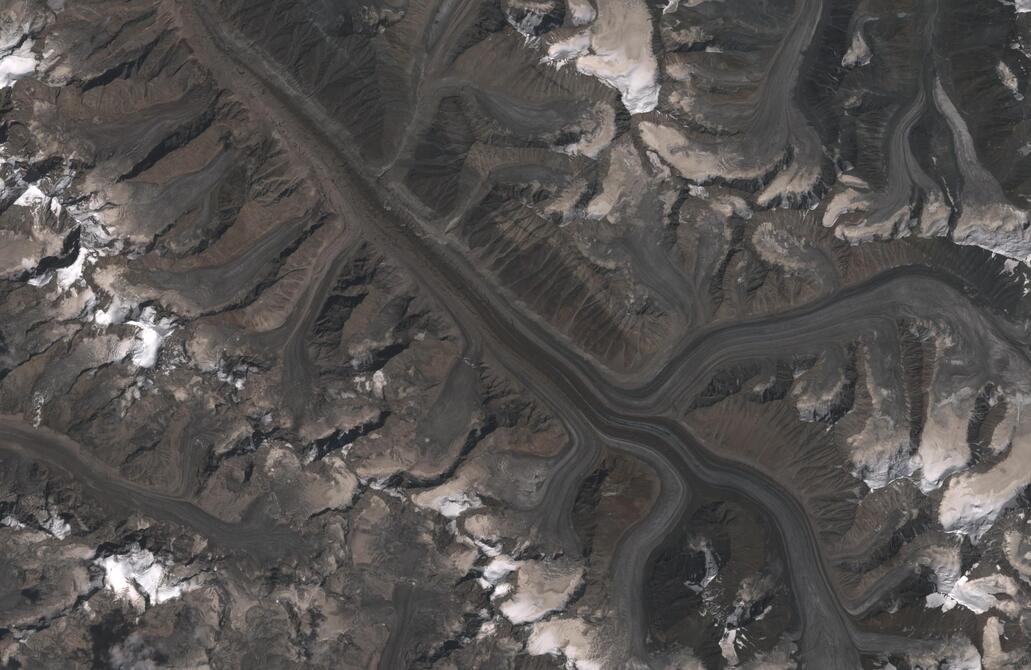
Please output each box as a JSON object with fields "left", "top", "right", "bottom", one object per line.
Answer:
{"left": 0, "top": 40, "right": 37, "bottom": 89}
{"left": 96, "top": 546, "right": 196, "bottom": 610}
{"left": 125, "top": 307, "right": 176, "bottom": 368}
{"left": 13, "top": 184, "right": 46, "bottom": 207}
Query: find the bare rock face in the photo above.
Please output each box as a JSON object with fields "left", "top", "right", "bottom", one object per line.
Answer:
{"left": 3, "top": 0, "right": 1031, "bottom": 668}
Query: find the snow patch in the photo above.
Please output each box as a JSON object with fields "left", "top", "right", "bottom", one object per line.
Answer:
{"left": 435, "top": 488, "right": 482, "bottom": 519}
{"left": 362, "top": 476, "right": 405, "bottom": 499}
{"left": 354, "top": 371, "right": 388, "bottom": 398}
{"left": 55, "top": 247, "right": 90, "bottom": 291}
{"left": 997, "top": 61, "right": 1023, "bottom": 99}
{"left": 498, "top": 560, "right": 584, "bottom": 625}
{"left": 527, "top": 619, "right": 602, "bottom": 670}
{"left": 939, "top": 481, "right": 1012, "bottom": 541}
{"left": 25, "top": 247, "right": 95, "bottom": 292}
{"left": 1, "top": 515, "right": 26, "bottom": 530}
{"left": 842, "top": 27, "right": 871, "bottom": 68}
{"left": 480, "top": 556, "right": 519, "bottom": 588}
{"left": 904, "top": 637, "right": 981, "bottom": 670}
{"left": 719, "top": 628, "right": 739, "bottom": 666}
{"left": 686, "top": 538, "right": 719, "bottom": 592}
{"left": 544, "top": 33, "right": 591, "bottom": 65}
{"left": 27, "top": 272, "right": 53, "bottom": 287}
{"left": 567, "top": 0, "right": 596, "bottom": 24}
{"left": 97, "top": 546, "right": 195, "bottom": 610}
{"left": 575, "top": 46, "right": 659, "bottom": 115}
{"left": 95, "top": 294, "right": 134, "bottom": 326}
{"left": 937, "top": 395, "right": 1031, "bottom": 541}
{"left": 41, "top": 514, "right": 70, "bottom": 539}
{"left": 0, "top": 40, "right": 37, "bottom": 89}
{"left": 125, "top": 307, "right": 176, "bottom": 368}
{"left": 541, "top": 0, "right": 659, "bottom": 114}
{"left": 491, "top": 582, "right": 513, "bottom": 600}
{"left": 13, "top": 184, "right": 46, "bottom": 208}
{"left": 372, "top": 369, "right": 387, "bottom": 396}
{"left": 216, "top": 363, "right": 248, "bottom": 390}
{"left": 912, "top": 395, "right": 972, "bottom": 493}
{"left": 926, "top": 559, "right": 1022, "bottom": 616}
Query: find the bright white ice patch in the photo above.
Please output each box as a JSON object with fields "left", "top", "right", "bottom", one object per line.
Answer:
{"left": 719, "top": 628, "right": 739, "bottom": 666}
{"left": 413, "top": 483, "right": 484, "bottom": 519}
{"left": 0, "top": 41, "right": 36, "bottom": 89}
{"left": 1, "top": 515, "right": 26, "bottom": 530}
{"left": 436, "top": 491, "right": 482, "bottom": 519}
{"left": 13, "top": 184, "right": 46, "bottom": 208}
{"left": 42, "top": 514, "right": 70, "bottom": 539}
{"left": 926, "top": 571, "right": 1021, "bottom": 616}
{"left": 541, "top": 0, "right": 660, "bottom": 114}
{"left": 55, "top": 247, "right": 90, "bottom": 291}
{"left": 527, "top": 619, "right": 602, "bottom": 670}
{"left": 354, "top": 370, "right": 388, "bottom": 397}
{"left": 686, "top": 538, "right": 719, "bottom": 592}
{"left": 480, "top": 556, "right": 518, "bottom": 587}
{"left": 95, "top": 294, "right": 134, "bottom": 326}
{"left": 567, "top": 0, "right": 595, "bottom": 24}
{"left": 372, "top": 369, "right": 387, "bottom": 396}
{"left": 997, "top": 61, "right": 1022, "bottom": 99}
{"left": 496, "top": 560, "right": 584, "bottom": 625}
{"left": 97, "top": 546, "right": 193, "bottom": 610}
{"left": 576, "top": 49, "right": 659, "bottom": 114}
{"left": 126, "top": 306, "right": 176, "bottom": 368}
{"left": 842, "top": 28, "right": 871, "bottom": 68}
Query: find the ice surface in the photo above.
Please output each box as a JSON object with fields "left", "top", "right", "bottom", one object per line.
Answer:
{"left": 541, "top": 0, "right": 660, "bottom": 114}
{"left": 435, "top": 491, "right": 482, "bottom": 519}
{"left": 126, "top": 307, "right": 176, "bottom": 368}
{"left": 13, "top": 184, "right": 46, "bottom": 208}
{"left": 98, "top": 547, "right": 192, "bottom": 610}
{"left": 0, "top": 41, "right": 36, "bottom": 89}
{"left": 527, "top": 619, "right": 602, "bottom": 670}
{"left": 95, "top": 294, "right": 134, "bottom": 326}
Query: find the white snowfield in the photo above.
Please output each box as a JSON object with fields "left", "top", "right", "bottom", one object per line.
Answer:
{"left": 97, "top": 546, "right": 196, "bottom": 610}
{"left": 125, "top": 306, "right": 176, "bottom": 368}
{"left": 0, "top": 40, "right": 36, "bottom": 89}
{"left": 0, "top": 9, "right": 39, "bottom": 90}
{"left": 926, "top": 555, "right": 1023, "bottom": 617}
{"left": 527, "top": 618, "right": 603, "bottom": 670}
{"left": 94, "top": 294, "right": 134, "bottom": 327}
{"left": 13, "top": 183, "right": 46, "bottom": 207}
{"left": 542, "top": 0, "right": 660, "bottom": 115}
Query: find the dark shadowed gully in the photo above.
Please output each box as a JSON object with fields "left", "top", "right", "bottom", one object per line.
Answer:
{"left": 2, "top": 0, "right": 1031, "bottom": 668}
